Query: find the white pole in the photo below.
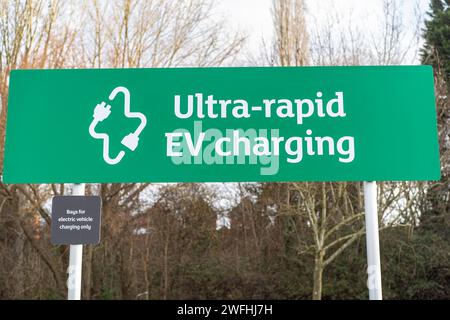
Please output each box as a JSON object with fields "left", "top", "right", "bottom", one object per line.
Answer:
{"left": 363, "top": 181, "right": 382, "bottom": 300}
{"left": 68, "top": 183, "right": 85, "bottom": 300}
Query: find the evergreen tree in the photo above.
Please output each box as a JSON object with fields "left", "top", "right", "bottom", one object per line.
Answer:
{"left": 420, "top": 0, "right": 450, "bottom": 236}
{"left": 421, "top": 0, "right": 450, "bottom": 83}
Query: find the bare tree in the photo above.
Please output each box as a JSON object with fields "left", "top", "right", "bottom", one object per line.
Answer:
{"left": 0, "top": 0, "right": 79, "bottom": 298}
{"left": 74, "top": 0, "right": 244, "bottom": 298}
{"left": 273, "top": 0, "right": 309, "bottom": 66}
{"left": 0, "top": 0, "right": 245, "bottom": 299}
{"left": 309, "top": 0, "right": 423, "bottom": 66}
{"left": 81, "top": 0, "right": 245, "bottom": 68}
{"left": 251, "top": 0, "right": 309, "bottom": 67}
{"left": 283, "top": 182, "right": 364, "bottom": 300}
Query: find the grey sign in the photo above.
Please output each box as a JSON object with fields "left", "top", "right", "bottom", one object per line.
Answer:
{"left": 51, "top": 196, "right": 102, "bottom": 245}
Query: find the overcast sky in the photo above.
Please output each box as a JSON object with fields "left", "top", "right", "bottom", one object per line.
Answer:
{"left": 214, "top": 0, "right": 431, "bottom": 62}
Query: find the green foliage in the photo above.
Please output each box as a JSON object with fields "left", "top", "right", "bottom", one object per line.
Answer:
{"left": 99, "top": 289, "right": 116, "bottom": 300}
{"left": 40, "top": 289, "right": 63, "bottom": 300}
{"left": 421, "top": 0, "right": 450, "bottom": 83}
{"left": 378, "top": 228, "right": 450, "bottom": 299}
{"left": 317, "top": 226, "right": 450, "bottom": 300}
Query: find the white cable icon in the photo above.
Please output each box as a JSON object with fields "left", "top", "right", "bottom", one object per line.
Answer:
{"left": 89, "top": 86, "right": 147, "bottom": 165}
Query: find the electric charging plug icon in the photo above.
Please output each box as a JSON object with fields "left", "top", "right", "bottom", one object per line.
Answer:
{"left": 89, "top": 86, "right": 147, "bottom": 165}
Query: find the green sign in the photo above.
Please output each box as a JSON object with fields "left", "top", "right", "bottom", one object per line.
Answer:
{"left": 3, "top": 66, "right": 440, "bottom": 183}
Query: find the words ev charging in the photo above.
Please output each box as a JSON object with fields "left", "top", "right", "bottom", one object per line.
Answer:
{"left": 166, "top": 92, "right": 354, "bottom": 176}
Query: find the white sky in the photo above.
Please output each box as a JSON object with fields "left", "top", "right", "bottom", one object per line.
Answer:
{"left": 215, "top": 0, "right": 431, "bottom": 62}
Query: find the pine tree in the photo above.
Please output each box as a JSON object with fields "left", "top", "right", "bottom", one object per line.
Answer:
{"left": 421, "top": 0, "right": 450, "bottom": 83}
{"left": 420, "top": 0, "right": 450, "bottom": 235}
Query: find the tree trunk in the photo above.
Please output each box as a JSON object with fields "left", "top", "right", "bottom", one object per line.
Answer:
{"left": 312, "top": 251, "right": 324, "bottom": 300}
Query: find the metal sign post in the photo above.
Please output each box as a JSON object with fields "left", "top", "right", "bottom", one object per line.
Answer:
{"left": 67, "top": 183, "right": 85, "bottom": 300}
{"left": 364, "top": 181, "right": 382, "bottom": 300}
